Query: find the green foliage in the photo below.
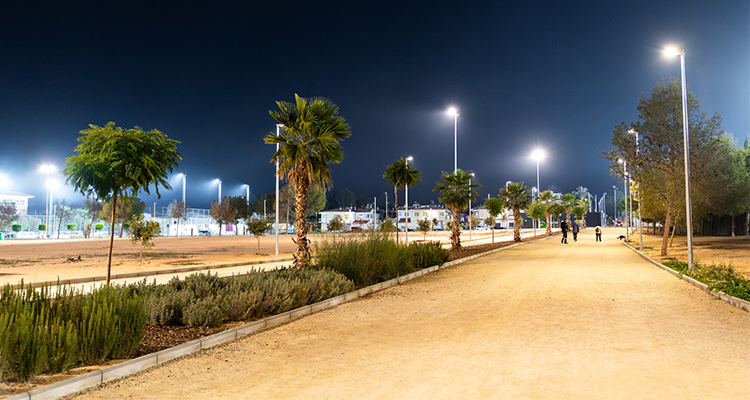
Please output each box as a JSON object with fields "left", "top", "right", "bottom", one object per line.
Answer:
{"left": 94, "top": 223, "right": 104, "bottom": 231}
{"left": 66, "top": 224, "right": 76, "bottom": 230}
{"left": 327, "top": 215, "right": 344, "bottom": 232}
{"left": 12, "top": 224, "right": 21, "bottom": 232}
{"left": 0, "top": 202, "right": 17, "bottom": 230}
{"left": 210, "top": 196, "right": 237, "bottom": 236}
{"left": 500, "top": 182, "right": 532, "bottom": 242}
{"left": 664, "top": 261, "right": 750, "bottom": 301}
{"left": 434, "top": 169, "right": 481, "bottom": 250}
{"left": 128, "top": 215, "right": 161, "bottom": 263}
{"left": 408, "top": 241, "right": 449, "bottom": 269}
{"left": 416, "top": 218, "right": 432, "bottom": 239}
{"left": 312, "top": 230, "right": 412, "bottom": 287}
{"left": 38, "top": 224, "right": 47, "bottom": 231}
{"left": 378, "top": 218, "right": 395, "bottom": 233}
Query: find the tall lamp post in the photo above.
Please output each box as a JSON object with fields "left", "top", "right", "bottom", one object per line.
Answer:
{"left": 39, "top": 164, "right": 56, "bottom": 237}
{"left": 531, "top": 149, "right": 545, "bottom": 234}
{"left": 629, "top": 129, "right": 643, "bottom": 250}
{"left": 665, "top": 46, "right": 694, "bottom": 270}
{"left": 468, "top": 173, "right": 475, "bottom": 240}
{"left": 215, "top": 179, "right": 222, "bottom": 203}
{"left": 384, "top": 192, "right": 388, "bottom": 220}
{"left": 274, "top": 124, "right": 283, "bottom": 259}
{"left": 447, "top": 107, "right": 459, "bottom": 172}
{"left": 404, "top": 156, "right": 413, "bottom": 244}
{"left": 612, "top": 185, "right": 617, "bottom": 224}
{"left": 178, "top": 173, "right": 186, "bottom": 205}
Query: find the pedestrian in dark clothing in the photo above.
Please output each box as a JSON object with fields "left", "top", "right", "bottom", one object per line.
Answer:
{"left": 595, "top": 225, "right": 602, "bottom": 242}
{"left": 560, "top": 218, "right": 569, "bottom": 244}
{"left": 571, "top": 219, "right": 579, "bottom": 242}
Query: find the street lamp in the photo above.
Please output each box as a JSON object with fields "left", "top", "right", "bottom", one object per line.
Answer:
{"left": 404, "top": 156, "right": 413, "bottom": 244}
{"left": 177, "top": 173, "right": 186, "bottom": 205}
{"left": 214, "top": 179, "right": 222, "bottom": 203}
{"left": 274, "top": 124, "right": 283, "bottom": 259}
{"left": 39, "top": 164, "right": 56, "bottom": 236}
{"left": 447, "top": 107, "right": 459, "bottom": 172}
{"left": 531, "top": 149, "right": 545, "bottom": 234}
{"left": 384, "top": 192, "right": 388, "bottom": 220}
{"left": 469, "top": 173, "right": 475, "bottom": 240}
{"left": 665, "top": 46, "right": 695, "bottom": 270}
{"left": 618, "top": 158, "right": 629, "bottom": 237}
{"left": 629, "top": 129, "right": 643, "bottom": 250}
{"left": 612, "top": 185, "right": 617, "bottom": 224}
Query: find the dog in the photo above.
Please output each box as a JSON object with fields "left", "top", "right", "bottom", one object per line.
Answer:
{"left": 617, "top": 235, "right": 626, "bottom": 240}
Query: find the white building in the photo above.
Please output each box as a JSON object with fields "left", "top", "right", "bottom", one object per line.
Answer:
{"left": 0, "top": 191, "right": 34, "bottom": 215}
{"left": 320, "top": 207, "right": 380, "bottom": 232}
{"left": 397, "top": 204, "right": 449, "bottom": 231}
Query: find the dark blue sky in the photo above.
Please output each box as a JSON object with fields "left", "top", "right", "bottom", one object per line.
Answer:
{"left": 1, "top": 1, "right": 748, "bottom": 212}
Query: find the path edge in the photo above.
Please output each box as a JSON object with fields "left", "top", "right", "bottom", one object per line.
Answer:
{"left": 622, "top": 241, "right": 750, "bottom": 313}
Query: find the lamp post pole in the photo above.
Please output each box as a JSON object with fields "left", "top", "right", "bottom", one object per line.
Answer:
{"left": 468, "top": 174, "right": 474, "bottom": 240}
{"left": 384, "top": 192, "right": 388, "bottom": 220}
{"left": 405, "top": 156, "right": 413, "bottom": 244}
{"left": 630, "top": 129, "right": 643, "bottom": 250}
{"left": 448, "top": 107, "right": 459, "bottom": 172}
{"left": 182, "top": 174, "right": 186, "bottom": 205}
{"left": 275, "top": 124, "right": 283, "bottom": 259}
{"left": 612, "top": 185, "right": 617, "bottom": 225}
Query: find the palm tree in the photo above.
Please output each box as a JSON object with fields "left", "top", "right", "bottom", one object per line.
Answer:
{"left": 573, "top": 186, "right": 590, "bottom": 200}
{"left": 538, "top": 190, "right": 558, "bottom": 235}
{"left": 265, "top": 94, "right": 352, "bottom": 268}
{"left": 433, "top": 170, "right": 480, "bottom": 250}
{"left": 577, "top": 198, "right": 591, "bottom": 228}
{"left": 484, "top": 197, "right": 506, "bottom": 243}
{"left": 383, "top": 157, "right": 422, "bottom": 242}
{"left": 561, "top": 193, "right": 577, "bottom": 222}
{"left": 499, "top": 182, "right": 532, "bottom": 242}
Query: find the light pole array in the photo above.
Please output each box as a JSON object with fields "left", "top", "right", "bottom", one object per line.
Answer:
{"left": 448, "top": 107, "right": 459, "bottom": 172}
{"left": 665, "top": 46, "right": 695, "bottom": 270}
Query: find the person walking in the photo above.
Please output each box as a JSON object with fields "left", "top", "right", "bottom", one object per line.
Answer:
{"left": 560, "top": 217, "right": 569, "bottom": 244}
{"left": 571, "top": 219, "right": 579, "bottom": 242}
{"left": 595, "top": 225, "right": 602, "bottom": 242}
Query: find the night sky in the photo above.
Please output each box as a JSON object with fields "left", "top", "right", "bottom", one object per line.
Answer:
{"left": 1, "top": 1, "right": 748, "bottom": 213}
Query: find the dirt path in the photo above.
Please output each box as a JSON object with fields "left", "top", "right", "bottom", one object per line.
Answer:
{"left": 66, "top": 230, "right": 750, "bottom": 400}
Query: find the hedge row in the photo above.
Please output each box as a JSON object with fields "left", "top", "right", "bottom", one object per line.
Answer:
{"left": 663, "top": 260, "right": 750, "bottom": 301}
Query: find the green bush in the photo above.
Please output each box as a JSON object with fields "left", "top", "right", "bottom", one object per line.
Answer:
{"left": 183, "top": 296, "right": 224, "bottom": 328}
{"left": 311, "top": 230, "right": 412, "bottom": 287}
{"left": 11, "top": 224, "right": 21, "bottom": 232}
{"left": 408, "top": 241, "right": 449, "bottom": 269}
{"left": 66, "top": 224, "right": 76, "bottom": 230}
{"left": 37, "top": 224, "right": 47, "bottom": 231}
{"left": 664, "top": 260, "right": 750, "bottom": 302}
{"left": 94, "top": 223, "right": 104, "bottom": 231}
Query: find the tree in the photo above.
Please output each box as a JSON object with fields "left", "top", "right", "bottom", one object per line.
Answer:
{"left": 572, "top": 186, "right": 590, "bottom": 201}
{"left": 383, "top": 157, "right": 422, "bottom": 243}
{"left": 605, "top": 79, "right": 723, "bottom": 259}
{"left": 500, "top": 182, "right": 532, "bottom": 242}
{"left": 53, "top": 199, "right": 75, "bottom": 239}
{"left": 416, "top": 218, "right": 432, "bottom": 241}
{"left": 279, "top": 184, "right": 327, "bottom": 233}
{"left": 266, "top": 94, "right": 352, "bottom": 268}
{"left": 528, "top": 201, "right": 547, "bottom": 237}
{"left": 484, "top": 197, "right": 507, "bottom": 242}
{"left": 0, "top": 202, "right": 17, "bottom": 232}
{"left": 82, "top": 198, "right": 103, "bottom": 238}
{"left": 327, "top": 215, "right": 344, "bottom": 232}
{"left": 433, "top": 169, "right": 480, "bottom": 250}
{"left": 576, "top": 198, "right": 591, "bottom": 228}
{"left": 228, "top": 196, "right": 249, "bottom": 235}
{"left": 246, "top": 216, "right": 273, "bottom": 254}
{"left": 63, "top": 122, "right": 180, "bottom": 284}
{"left": 560, "top": 193, "right": 577, "bottom": 222}
{"left": 100, "top": 195, "right": 145, "bottom": 238}
{"left": 127, "top": 215, "right": 161, "bottom": 265}
{"left": 254, "top": 192, "right": 275, "bottom": 217}
{"left": 712, "top": 134, "right": 750, "bottom": 236}
{"left": 210, "top": 196, "right": 237, "bottom": 236}
{"left": 168, "top": 201, "right": 188, "bottom": 237}
{"left": 379, "top": 218, "right": 394, "bottom": 233}
{"left": 538, "top": 190, "right": 558, "bottom": 235}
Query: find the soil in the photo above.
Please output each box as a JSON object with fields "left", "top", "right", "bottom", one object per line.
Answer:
{"left": 1, "top": 229, "right": 748, "bottom": 398}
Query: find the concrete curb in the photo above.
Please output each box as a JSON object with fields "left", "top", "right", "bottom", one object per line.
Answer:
{"left": 9, "top": 257, "right": 296, "bottom": 290}
{"left": 9, "top": 237, "right": 539, "bottom": 400}
{"left": 622, "top": 242, "right": 750, "bottom": 313}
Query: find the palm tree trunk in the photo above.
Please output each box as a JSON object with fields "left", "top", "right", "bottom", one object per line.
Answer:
{"left": 294, "top": 172, "right": 311, "bottom": 268}
{"left": 451, "top": 208, "right": 461, "bottom": 250}
{"left": 513, "top": 207, "right": 521, "bottom": 242}
{"left": 545, "top": 211, "right": 552, "bottom": 236}
{"left": 107, "top": 193, "right": 117, "bottom": 285}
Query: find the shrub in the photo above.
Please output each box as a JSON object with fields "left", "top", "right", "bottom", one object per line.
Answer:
{"left": 94, "top": 223, "right": 104, "bottom": 231}
{"left": 37, "top": 224, "right": 47, "bottom": 231}
{"left": 408, "top": 241, "right": 449, "bottom": 269}
{"left": 311, "top": 230, "right": 412, "bottom": 287}
{"left": 664, "top": 260, "right": 750, "bottom": 302}
{"left": 11, "top": 224, "right": 21, "bottom": 232}
{"left": 183, "top": 296, "right": 224, "bottom": 328}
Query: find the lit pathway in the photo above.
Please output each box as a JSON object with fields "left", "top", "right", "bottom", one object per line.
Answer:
{"left": 70, "top": 228, "right": 750, "bottom": 400}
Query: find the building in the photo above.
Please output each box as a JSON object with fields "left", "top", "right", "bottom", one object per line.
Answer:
{"left": 397, "top": 204, "right": 449, "bottom": 231}
{"left": 319, "top": 207, "right": 380, "bottom": 232}
{"left": 0, "top": 191, "right": 35, "bottom": 215}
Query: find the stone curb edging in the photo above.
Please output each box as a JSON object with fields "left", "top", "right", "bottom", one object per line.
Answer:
{"left": 5, "top": 236, "right": 545, "bottom": 400}
{"left": 9, "top": 257, "right": 296, "bottom": 290}
{"left": 622, "top": 241, "right": 750, "bottom": 313}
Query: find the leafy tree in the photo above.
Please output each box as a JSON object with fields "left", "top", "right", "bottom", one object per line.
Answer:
{"left": 327, "top": 215, "right": 344, "bottom": 232}
{"left": 433, "top": 169, "right": 480, "bottom": 250}
{"left": 168, "top": 201, "right": 188, "bottom": 237}
{"left": 712, "top": 134, "right": 750, "bottom": 236}
{"left": 378, "top": 218, "right": 394, "bottom": 233}
{"left": 605, "top": 79, "right": 723, "bottom": 258}
{"left": 280, "top": 183, "right": 326, "bottom": 233}
{"left": 83, "top": 198, "right": 103, "bottom": 238}
{"left": 528, "top": 201, "right": 547, "bottom": 237}
{"left": 328, "top": 189, "right": 356, "bottom": 209}
{"left": 100, "top": 195, "right": 145, "bottom": 238}
{"left": 254, "top": 192, "right": 275, "bottom": 217}
{"left": 484, "top": 197, "right": 507, "bottom": 243}
{"left": 227, "top": 196, "right": 250, "bottom": 235}
{"left": 0, "top": 202, "right": 17, "bottom": 231}
{"left": 210, "top": 196, "right": 237, "bottom": 236}
{"left": 246, "top": 216, "right": 273, "bottom": 254}
{"left": 53, "top": 199, "right": 75, "bottom": 239}
{"left": 383, "top": 157, "right": 422, "bottom": 243}
{"left": 63, "top": 121, "right": 180, "bottom": 284}
{"left": 266, "top": 94, "right": 352, "bottom": 268}
{"left": 127, "top": 214, "right": 161, "bottom": 265}
{"left": 500, "top": 182, "right": 532, "bottom": 242}
{"left": 538, "top": 190, "right": 558, "bottom": 235}
{"left": 416, "top": 218, "right": 432, "bottom": 241}
{"left": 576, "top": 198, "right": 591, "bottom": 228}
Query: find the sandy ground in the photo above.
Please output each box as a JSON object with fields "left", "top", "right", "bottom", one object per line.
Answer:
{"left": 60, "top": 229, "right": 750, "bottom": 400}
